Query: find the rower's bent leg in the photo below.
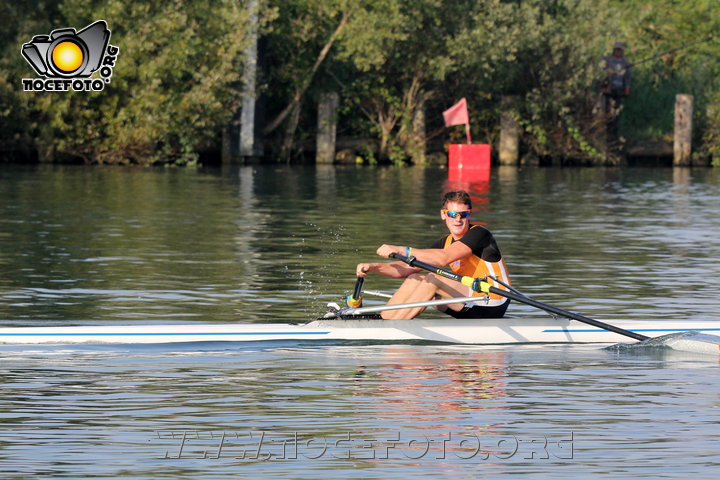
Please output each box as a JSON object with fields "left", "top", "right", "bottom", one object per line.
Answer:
{"left": 381, "top": 273, "right": 433, "bottom": 319}
{"left": 427, "top": 274, "right": 472, "bottom": 313}
{"left": 381, "top": 273, "right": 470, "bottom": 320}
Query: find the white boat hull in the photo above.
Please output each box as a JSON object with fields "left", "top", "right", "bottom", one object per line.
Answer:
{"left": 1, "top": 318, "right": 720, "bottom": 345}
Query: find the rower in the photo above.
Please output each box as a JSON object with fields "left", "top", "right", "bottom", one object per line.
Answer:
{"left": 356, "top": 190, "right": 511, "bottom": 320}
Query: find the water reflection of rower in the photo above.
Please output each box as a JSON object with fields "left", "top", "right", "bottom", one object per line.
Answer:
{"left": 353, "top": 348, "right": 509, "bottom": 421}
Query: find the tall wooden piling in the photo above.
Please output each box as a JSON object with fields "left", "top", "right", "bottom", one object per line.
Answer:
{"left": 499, "top": 96, "right": 520, "bottom": 165}
{"left": 316, "top": 92, "right": 339, "bottom": 164}
{"left": 674, "top": 94, "right": 693, "bottom": 166}
{"left": 238, "top": 0, "right": 262, "bottom": 158}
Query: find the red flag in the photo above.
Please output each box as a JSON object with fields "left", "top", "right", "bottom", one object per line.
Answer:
{"left": 443, "top": 98, "right": 472, "bottom": 144}
{"left": 443, "top": 98, "right": 469, "bottom": 127}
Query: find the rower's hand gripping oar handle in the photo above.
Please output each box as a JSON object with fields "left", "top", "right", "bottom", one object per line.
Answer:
{"left": 389, "top": 253, "right": 650, "bottom": 342}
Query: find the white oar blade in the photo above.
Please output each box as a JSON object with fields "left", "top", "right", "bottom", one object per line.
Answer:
{"left": 661, "top": 332, "right": 720, "bottom": 355}
{"left": 607, "top": 331, "right": 720, "bottom": 356}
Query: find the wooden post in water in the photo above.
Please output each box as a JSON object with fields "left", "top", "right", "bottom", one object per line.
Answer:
{"left": 238, "top": 0, "right": 262, "bottom": 158}
{"left": 316, "top": 92, "right": 339, "bottom": 164}
{"left": 674, "top": 94, "right": 693, "bottom": 166}
{"left": 499, "top": 96, "right": 520, "bottom": 165}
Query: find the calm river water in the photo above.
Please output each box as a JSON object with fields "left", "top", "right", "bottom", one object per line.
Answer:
{"left": 1, "top": 163, "right": 719, "bottom": 479}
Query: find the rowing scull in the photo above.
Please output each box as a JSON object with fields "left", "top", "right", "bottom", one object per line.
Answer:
{"left": 1, "top": 317, "right": 719, "bottom": 348}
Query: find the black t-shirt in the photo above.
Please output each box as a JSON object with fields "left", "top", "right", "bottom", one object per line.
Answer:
{"left": 429, "top": 225, "right": 502, "bottom": 262}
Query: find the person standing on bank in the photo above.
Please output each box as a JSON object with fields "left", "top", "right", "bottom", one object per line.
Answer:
{"left": 356, "top": 190, "right": 511, "bottom": 320}
{"left": 600, "top": 41, "right": 632, "bottom": 145}
{"left": 602, "top": 41, "right": 632, "bottom": 109}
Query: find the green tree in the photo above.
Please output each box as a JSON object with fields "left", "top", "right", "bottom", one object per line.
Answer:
{"left": 261, "top": 0, "right": 409, "bottom": 162}
{"left": 2, "top": 0, "right": 258, "bottom": 164}
{"left": 261, "top": 0, "right": 353, "bottom": 162}
{"left": 0, "top": 2, "right": 63, "bottom": 161}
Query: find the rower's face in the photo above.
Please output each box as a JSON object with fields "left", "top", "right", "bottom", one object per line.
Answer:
{"left": 441, "top": 201, "right": 471, "bottom": 238}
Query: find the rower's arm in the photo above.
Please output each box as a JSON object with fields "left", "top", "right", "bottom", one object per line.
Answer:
{"left": 357, "top": 261, "right": 419, "bottom": 278}
{"left": 376, "top": 242, "right": 472, "bottom": 267}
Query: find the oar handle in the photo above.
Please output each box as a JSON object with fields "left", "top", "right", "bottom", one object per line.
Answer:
{"left": 389, "top": 253, "right": 649, "bottom": 342}
{"left": 389, "top": 253, "right": 483, "bottom": 292}
{"left": 346, "top": 276, "right": 365, "bottom": 308}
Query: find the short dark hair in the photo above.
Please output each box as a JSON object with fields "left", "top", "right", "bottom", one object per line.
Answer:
{"left": 441, "top": 190, "right": 472, "bottom": 209}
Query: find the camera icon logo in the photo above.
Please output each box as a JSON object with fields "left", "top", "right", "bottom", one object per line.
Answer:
{"left": 21, "top": 20, "right": 119, "bottom": 92}
{"left": 22, "top": 20, "right": 110, "bottom": 77}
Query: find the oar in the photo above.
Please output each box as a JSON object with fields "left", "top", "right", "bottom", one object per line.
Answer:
{"left": 389, "top": 253, "right": 650, "bottom": 342}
